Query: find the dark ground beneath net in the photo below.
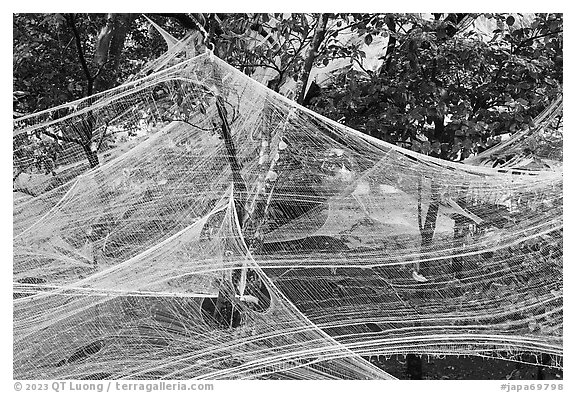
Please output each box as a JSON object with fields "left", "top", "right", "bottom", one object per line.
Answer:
{"left": 366, "top": 355, "right": 563, "bottom": 380}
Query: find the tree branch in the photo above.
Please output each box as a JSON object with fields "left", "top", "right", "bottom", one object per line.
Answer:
{"left": 93, "top": 60, "right": 110, "bottom": 81}
{"left": 352, "top": 56, "right": 373, "bottom": 77}
{"left": 215, "top": 96, "right": 248, "bottom": 221}
{"left": 95, "top": 124, "right": 110, "bottom": 151}
{"left": 13, "top": 187, "right": 37, "bottom": 198}
{"left": 163, "top": 117, "right": 217, "bottom": 133}
{"left": 278, "top": 32, "right": 311, "bottom": 78}
{"left": 296, "top": 13, "right": 330, "bottom": 105}
{"left": 239, "top": 61, "right": 282, "bottom": 75}
{"left": 65, "top": 13, "right": 94, "bottom": 95}
{"left": 381, "top": 15, "right": 397, "bottom": 75}
{"left": 417, "top": 176, "right": 423, "bottom": 233}
{"left": 326, "top": 14, "right": 378, "bottom": 37}
{"left": 414, "top": 178, "right": 440, "bottom": 278}
{"left": 156, "top": 13, "right": 204, "bottom": 32}
{"left": 514, "top": 29, "right": 562, "bottom": 54}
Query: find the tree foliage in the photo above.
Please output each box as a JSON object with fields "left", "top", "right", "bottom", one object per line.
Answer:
{"left": 13, "top": 13, "right": 188, "bottom": 173}
{"left": 12, "top": 13, "right": 564, "bottom": 377}
{"left": 13, "top": 12, "right": 563, "bottom": 175}
{"left": 308, "top": 13, "right": 563, "bottom": 160}
{"left": 13, "top": 13, "right": 186, "bottom": 115}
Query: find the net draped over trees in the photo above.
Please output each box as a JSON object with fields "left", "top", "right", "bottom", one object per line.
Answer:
{"left": 13, "top": 46, "right": 562, "bottom": 379}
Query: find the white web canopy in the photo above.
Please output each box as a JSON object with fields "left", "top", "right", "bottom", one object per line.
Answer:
{"left": 13, "top": 51, "right": 562, "bottom": 379}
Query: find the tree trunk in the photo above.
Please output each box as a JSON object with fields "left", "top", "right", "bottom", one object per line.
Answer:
{"left": 241, "top": 105, "right": 272, "bottom": 248}
{"left": 407, "top": 179, "right": 440, "bottom": 379}
{"left": 419, "top": 180, "right": 440, "bottom": 277}
{"left": 444, "top": 13, "right": 469, "bottom": 37}
{"left": 537, "top": 353, "right": 552, "bottom": 379}
{"left": 433, "top": 116, "right": 445, "bottom": 141}
{"left": 94, "top": 14, "right": 115, "bottom": 67}
{"left": 215, "top": 96, "right": 248, "bottom": 223}
{"left": 296, "top": 13, "right": 330, "bottom": 105}
{"left": 108, "top": 14, "right": 134, "bottom": 71}
{"left": 380, "top": 15, "right": 397, "bottom": 75}
{"left": 82, "top": 144, "right": 100, "bottom": 168}
{"left": 94, "top": 13, "right": 135, "bottom": 92}
{"left": 452, "top": 214, "right": 467, "bottom": 280}
{"left": 406, "top": 354, "right": 423, "bottom": 379}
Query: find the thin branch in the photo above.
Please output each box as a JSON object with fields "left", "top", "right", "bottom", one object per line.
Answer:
{"left": 555, "top": 113, "right": 563, "bottom": 130}
{"left": 96, "top": 124, "right": 110, "bottom": 151}
{"left": 326, "top": 14, "right": 379, "bottom": 37}
{"left": 239, "top": 61, "right": 282, "bottom": 75}
{"left": 288, "top": 30, "right": 304, "bottom": 46}
{"left": 156, "top": 13, "right": 204, "bottom": 32}
{"left": 279, "top": 34, "right": 309, "bottom": 76}
{"left": 398, "top": 23, "right": 409, "bottom": 34}
{"left": 381, "top": 15, "right": 397, "bottom": 74}
{"left": 13, "top": 187, "right": 37, "bottom": 198}
{"left": 422, "top": 180, "right": 440, "bottom": 249}
{"left": 163, "top": 117, "right": 218, "bottom": 133}
{"left": 307, "top": 14, "right": 320, "bottom": 35}
{"left": 215, "top": 96, "right": 248, "bottom": 220}
{"left": 513, "top": 29, "right": 562, "bottom": 54}
{"left": 13, "top": 167, "right": 25, "bottom": 182}
{"left": 417, "top": 176, "right": 423, "bottom": 233}
{"left": 65, "top": 13, "right": 94, "bottom": 95}
{"left": 269, "top": 28, "right": 303, "bottom": 59}
{"left": 63, "top": 37, "right": 74, "bottom": 52}
{"left": 352, "top": 56, "right": 373, "bottom": 77}
{"left": 93, "top": 60, "right": 111, "bottom": 81}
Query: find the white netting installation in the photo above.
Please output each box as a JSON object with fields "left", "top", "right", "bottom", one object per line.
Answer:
{"left": 465, "top": 95, "right": 563, "bottom": 170}
{"left": 13, "top": 51, "right": 562, "bottom": 379}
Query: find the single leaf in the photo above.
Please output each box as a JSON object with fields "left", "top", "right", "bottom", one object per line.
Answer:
{"left": 506, "top": 16, "right": 515, "bottom": 26}
{"left": 364, "top": 34, "right": 373, "bottom": 46}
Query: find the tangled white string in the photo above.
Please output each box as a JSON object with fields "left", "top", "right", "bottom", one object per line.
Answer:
{"left": 13, "top": 51, "right": 562, "bottom": 379}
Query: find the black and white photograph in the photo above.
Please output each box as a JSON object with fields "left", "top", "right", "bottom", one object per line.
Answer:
{"left": 11, "top": 9, "right": 564, "bottom": 387}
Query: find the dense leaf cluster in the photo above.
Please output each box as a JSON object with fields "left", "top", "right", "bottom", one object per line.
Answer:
{"left": 308, "top": 13, "right": 562, "bottom": 160}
